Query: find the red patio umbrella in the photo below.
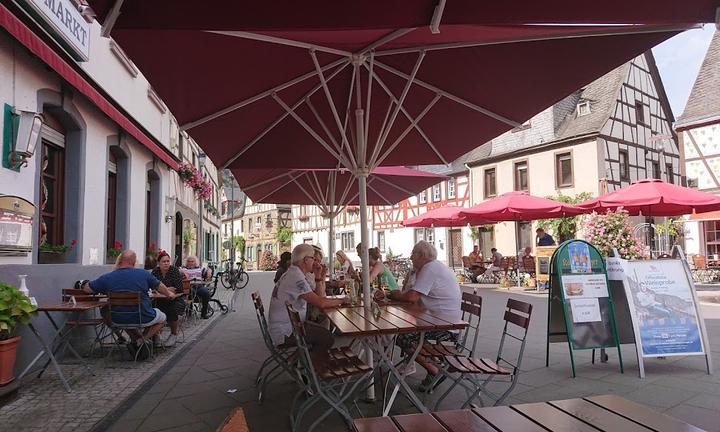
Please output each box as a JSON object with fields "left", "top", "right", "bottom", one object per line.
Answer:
{"left": 459, "top": 191, "right": 585, "bottom": 224}
{"left": 576, "top": 179, "right": 720, "bottom": 216}
{"left": 402, "top": 205, "right": 472, "bottom": 228}
{"left": 85, "top": 4, "right": 717, "bottom": 399}
{"left": 235, "top": 166, "right": 446, "bottom": 261}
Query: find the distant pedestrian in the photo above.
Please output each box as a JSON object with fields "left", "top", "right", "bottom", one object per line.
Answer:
{"left": 536, "top": 228, "right": 556, "bottom": 246}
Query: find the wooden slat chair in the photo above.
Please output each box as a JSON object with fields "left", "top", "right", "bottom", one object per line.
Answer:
{"left": 286, "top": 303, "right": 373, "bottom": 432}
{"left": 106, "top": 291, "right": 155, "bottom": 361}
{"left": 421, "top": 292, "right": 483, "bottom": 394}
{"left": 461, "top": 256, "right": 480, "bottom": 283}
{"left": 433, "top": 298, "right": 533, "bottom": 410}
{"left": 251, "top": 291, "right": 298, "bottom": 403}
{"left": 61, "top": 288, "right": 110, "bottom": 356}
{"left": 521, "top": 256, "right": 536, "bottom": 278}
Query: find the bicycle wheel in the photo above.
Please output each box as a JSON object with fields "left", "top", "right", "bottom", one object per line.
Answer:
{"left": 220, "top": 271, "right": 233, "bottom": 289}
{"left": 208, "top": 280, "right": 218, "bottom": 298}
{"left": 237, "top": 270, "right": 250, "bottom": 289}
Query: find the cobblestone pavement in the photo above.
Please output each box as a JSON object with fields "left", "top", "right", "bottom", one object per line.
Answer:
{"left": 4, "top": 272, "right": 720, "bottom": 431}
{"left": 0, "top": 285, "right": 240, "bottom": 432}
{"left": 98, "top": 274, "right": 720, "bottom": 432}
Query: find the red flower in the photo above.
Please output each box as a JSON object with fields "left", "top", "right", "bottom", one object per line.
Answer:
{"left": 114, "top": 240, "right": 122, "bottom": 249}
{"left": 70, "top": 239, "right": 77, "bottom": 245}
{"left": 149, "top": 242, "right": 157, "bottom": 251}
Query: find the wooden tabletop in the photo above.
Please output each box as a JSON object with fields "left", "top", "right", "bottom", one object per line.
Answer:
{"left": 36, "top": 301, "right": 106, "bottom": 312}
{"left": 353, "top": 395, "right": 705, "bottom": 432}
{"left": 325, "top": 304, "right": 467, "bottom": 337}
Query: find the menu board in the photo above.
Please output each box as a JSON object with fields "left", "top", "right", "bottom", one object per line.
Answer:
{"left": 624, "top": 260, "right": 704, "bottom": 357}
{"left": 547, "top": 240, "right": 623, "bottom": 377}
{"left": 0, "top": 196, "right": 34, "bottom": 253}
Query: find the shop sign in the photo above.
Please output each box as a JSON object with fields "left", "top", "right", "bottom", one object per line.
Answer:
{"left": 22, "top": 0, "right": 90, "bottom": 61}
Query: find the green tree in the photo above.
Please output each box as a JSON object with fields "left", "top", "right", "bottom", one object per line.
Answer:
{"left": 233, "top": 236, "right": 246, "bottom": 258}
{"left": 276, "top": 226, "right": 292, "bottom": 245}
{"left": 536, "top": 191, "right": 592, "bottom": 243}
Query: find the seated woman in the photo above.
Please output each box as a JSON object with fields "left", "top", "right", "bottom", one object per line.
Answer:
{"left": 368, "top": 247, "right": 399, "bottom": 294}
{"left": 274, "top": 251, "right": 292, "bottom": 283}
{"left": 181, "top": 255, "right": 212, "bottom": 319}
{"left": 335, "top": 250, "right": 354, "bottom": 281}
{"left": 151, "top": 250, "right": 183, "bottom": 346}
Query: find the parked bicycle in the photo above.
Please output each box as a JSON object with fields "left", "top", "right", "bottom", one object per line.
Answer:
{"left": 217, "top": 258, "right": 250, "bottom": 290}
{"left": 385, "top": 255, "right": 411, "bottom": 281}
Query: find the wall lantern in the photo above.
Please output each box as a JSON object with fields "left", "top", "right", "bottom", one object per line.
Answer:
{"left": 3, "top": 108, "right": 43, "bottom": 170}
{"left": 198, "top": 152, "right": 207, "bottom": 168}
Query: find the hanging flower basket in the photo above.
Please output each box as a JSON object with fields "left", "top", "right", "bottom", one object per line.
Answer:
{"left": 346, "top": 206, "right": 360, "bottom": 214}
{"left": 298, "top": 214, "right": 309, "bottom": 222}
{"left": 177, "top": 163, "right": 214, "bottom": 200}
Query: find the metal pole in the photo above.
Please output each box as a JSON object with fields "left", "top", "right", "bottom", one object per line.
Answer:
{"left": 198, "top": 193, "right": 203, "bottom": 260}
{"left": 230, "top": 170, "right": 235, "bottom": 264}
{"left": 328, "top": 210, "right": 335, "bottom": 279}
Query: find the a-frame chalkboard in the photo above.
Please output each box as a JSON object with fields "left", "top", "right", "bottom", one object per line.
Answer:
{"left": 545, "top": 239, "right": 624, "bottom": 377}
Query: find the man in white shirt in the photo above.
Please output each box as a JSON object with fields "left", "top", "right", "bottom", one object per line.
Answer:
{"left": 267, "top": 244, "right": 346, "bottom": 358}
{"left": 387, "top": 240, "right": 462, "bottom": 380}
{"left": 484, "top": 248, "right": 503, "bottom": 277}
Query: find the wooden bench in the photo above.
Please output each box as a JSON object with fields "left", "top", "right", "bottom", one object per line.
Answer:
{"left": 353, "top": 395, "right": 706, "bottom": 432}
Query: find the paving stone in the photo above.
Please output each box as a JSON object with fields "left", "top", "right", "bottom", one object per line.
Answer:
{"left": 623, "top": 384, "right": 700, "bottom": 409}
{"left": 664, "top": 403, "right": 720, "bottom": 432}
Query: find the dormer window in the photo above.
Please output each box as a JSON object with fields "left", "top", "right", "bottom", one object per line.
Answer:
{"left": 577, "top": 100, "right": 591, "bottom": 117}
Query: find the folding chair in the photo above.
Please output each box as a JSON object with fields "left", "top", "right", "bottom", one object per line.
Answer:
{"left": 286, "top": 304, "right": 373, "bottom": 432}
{"left": 61, "top": 288, "right": 110, "bottom": 356}
{"left": 106, "top": 291, "right": 156, "bottom": 361}
{"left": 461, "top": 257, "right": 480, "bottom": 283}
{"left": 433, "top": 298, "right": 532, "bottom": 409}
{"left": 421, "top": 292, "right": 482, "bottom": 393}
{"left": 251, "top": 291, "right": 298, "bottom": 403}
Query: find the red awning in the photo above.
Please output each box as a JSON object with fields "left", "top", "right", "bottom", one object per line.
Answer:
{"left": 0, "top": 4, "right": 178, "bottom": 170}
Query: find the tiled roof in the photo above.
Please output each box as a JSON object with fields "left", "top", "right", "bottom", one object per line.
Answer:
{"left": 677, "top": 30, "right": 720, "bottom": 127}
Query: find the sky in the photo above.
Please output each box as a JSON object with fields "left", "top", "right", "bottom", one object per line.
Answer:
{"left": 652, "top": 24, "right": 716, "bottom": 118}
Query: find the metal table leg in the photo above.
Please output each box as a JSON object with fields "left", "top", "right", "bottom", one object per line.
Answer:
{"left": 368, "top": 332, "right": 428, "bottom": 416}
{"left": 16, "top": 323, "right": 72, "bottom": 393}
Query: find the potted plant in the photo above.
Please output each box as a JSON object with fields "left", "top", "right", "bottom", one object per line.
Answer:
{"left": 38, "top": 239, "right": 76, "bottom": 264}
{"left": 0, "top": 282, "right": 37, "bottom": 386}
{"left": 107, "top": 240, "right": 123, "bottom": 263}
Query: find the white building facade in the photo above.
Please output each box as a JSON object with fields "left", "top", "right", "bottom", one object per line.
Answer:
{"left": 0, "top": 1, "right": 220, "bottom": 267}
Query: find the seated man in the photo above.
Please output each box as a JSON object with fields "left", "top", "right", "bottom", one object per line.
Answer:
{"left": 268, "top": 244, "right": 346, "bottom": 359}
{"left": 519, "top": 247, "right": 534, "bottom": 272}
{"left": 82, "top": 249, "right": 176, "bottom": 359}
{"left": 484, "top": 248, "right": 503, "bottom": 277}
{"left": 182, "top": 255, "right": 212, "bottom": 319}
{"left": 386, "top": 241, "right": 462, "bottom": 384}
{"left": 536, "top": 228, "right": 556, "bottom": 246}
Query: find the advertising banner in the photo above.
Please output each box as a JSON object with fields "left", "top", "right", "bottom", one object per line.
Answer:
{"left": 624, "top": 260, "right": 704, "bottom": 357}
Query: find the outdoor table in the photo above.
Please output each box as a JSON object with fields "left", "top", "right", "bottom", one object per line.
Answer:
{"left": 325, "top": 304, "right": 467, "bottom": 416}
{"left": 353, "top": 394, "right": 706, "bottom": 432}
{"left": 17, "top": 301, "right": 105, "bottom": 392}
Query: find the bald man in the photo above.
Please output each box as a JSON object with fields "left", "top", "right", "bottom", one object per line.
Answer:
{"left": 83, "top": 250, "right": 176, "bottom": 360}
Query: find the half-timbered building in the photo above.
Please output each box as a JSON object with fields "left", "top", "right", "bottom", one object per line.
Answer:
{"left": 372, "top": 161, "right": 473, "bottom": 268}
{"left": 676, "top": 30, "right": 720, "bottom": 257}
{"left": 291, "top": 204, "right": 367, "bottom": 263}
{"left": 468, "top": 52, "right": 680, "bottom": 255}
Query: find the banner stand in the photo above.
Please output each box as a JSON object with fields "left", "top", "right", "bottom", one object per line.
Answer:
{"left": 606, "top": 245, "right": 712, "bottom": 378}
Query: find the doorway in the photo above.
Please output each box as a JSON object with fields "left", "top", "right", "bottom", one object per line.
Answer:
{"left": 174, "top": 212, "right": 183, "bottom": 267}
{"left": 448, "top": 229, "right": 463, "bottom": 269}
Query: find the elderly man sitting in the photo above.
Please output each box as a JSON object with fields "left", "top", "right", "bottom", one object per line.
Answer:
{"left": 268, "top": 244, "right": 347, "bottom": 359}
{"left": 386, "top": 240, "right": 462, "bottom": 385}
{"left": 82, "top": 250, "right": 176, "bottom": 360}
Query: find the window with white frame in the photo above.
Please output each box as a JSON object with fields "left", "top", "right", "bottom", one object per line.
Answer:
{"left": 377, "top": 231, "right": 386, "bottom": 252}
{"left": 341, "top": 232, "right": 355, "bottom": 251}
{"left": 447, "top": 179, "right": 456, "bottom": 199}
{"left": 418, "top": 191, "right": 427, "bottom": 204}
{"left": 577, "top": 100, "right": 591, "bottom": 117}
{"left": 414, "top": 228, "right": 435, "bottom": 245}
{"left": 432, "top": 184, "right": 441, "bottom": 202}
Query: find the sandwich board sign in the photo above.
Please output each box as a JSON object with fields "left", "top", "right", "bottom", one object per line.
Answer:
{"left": 614, "top": 246, "right": 712, "bottom": 378}
{"left": 546, "top": 239, "right": 623, "bottom": 377}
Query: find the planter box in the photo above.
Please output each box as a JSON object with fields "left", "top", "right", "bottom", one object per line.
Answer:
{"left": 0, "top": 336, "right": 20, "bottom": 386}
{"left": 38, "top": 251, "right": 66, "bottom": 264}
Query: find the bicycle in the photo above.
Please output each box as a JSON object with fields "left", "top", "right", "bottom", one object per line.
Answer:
{"left": 220, "top": 258, "right": 250, "bottom": 289}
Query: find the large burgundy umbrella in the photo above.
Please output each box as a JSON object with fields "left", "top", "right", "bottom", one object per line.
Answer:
{"left": 402, "top": 205, "right": 472, "bottom": 228}
{"left": 235, "top": 166, "right": 447, "bottom": 261}
{"left": 460, "top": 191, "right": 585, "bottom": 224}
{"left": 87, "top": 3, "right": 717, "bottom": 401}
{"left": 577, "top": 178, "right": 720, "bottom": 216}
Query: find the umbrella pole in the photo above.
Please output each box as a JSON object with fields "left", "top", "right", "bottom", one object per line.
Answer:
{"left": 516, "top": 221, "right": 521, "bottom": 288}
{"left": 358, "top": 171, "right": 375, "bottom": 402}
{"left": 328, "top": 209, "right": 335, "bottom": 280}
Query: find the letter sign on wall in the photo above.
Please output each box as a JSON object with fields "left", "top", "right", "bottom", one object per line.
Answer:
{"left": 22, "top": 0, "right": 91, "bottom": 61}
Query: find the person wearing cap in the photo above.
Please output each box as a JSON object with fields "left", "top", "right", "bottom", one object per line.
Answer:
{"left": 268, "top": 244, "right": 347, "bottom": 356}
